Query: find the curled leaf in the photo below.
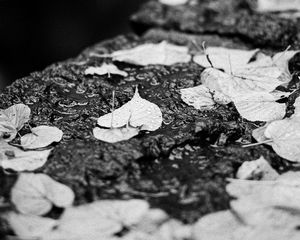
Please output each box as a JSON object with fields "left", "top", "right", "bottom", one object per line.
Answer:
{"left": 0, "top": 141, "right": 51, "bottom": 171}
{"left": 108, "top": 41, "right": 191, "bottom": 66}
{"left": 93, "top": 126, "right": 139, "bottom": 143}
{"left": 97, "top": 88, "right": 163, "bottom": 131}
{"left": 20, "top": 125, "right": 63, "bottom": 149}
{"left": 11, "top": 173, "right": 75, "bottom": 215}
{"left": 85, "top": 63, "right": 128, "bottom": 77}
{"left": 232, "top": 92, "right": 286, "bottom": 122}
{"left": 0, "top": 104, "right": 31, "bottom": 141}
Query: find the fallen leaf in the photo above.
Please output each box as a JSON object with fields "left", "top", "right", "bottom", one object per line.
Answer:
{"left": 93, "top": 126, "right": 140, "bottom": 143}
{"left": 0, "top": 141, "right": 51, "bottom": 171}
{"left": 85, "top": 63, "right": 128, "bottom": 77}
{"left": 236, "top": 156, "right": 279, "bottom": 180}
{"left": 256, "top": 0, "right": 300, "bottom": 12}
{"left": 264, "top": 119, "right": 300, "bottom": 162}
{"left": 272, "top": 50, "right": 300, "bottom": 75}
{"left": 20, "top": 125, "right": 63, "bottom": 149}
{"left": 292, "top": 96, "right": 300, "bottom": 118}
{"left": 252, "top": 124, "right": 272, "bottom": 145}
{"left": 193, "top": 47, "right": 258, "bottom": 74}
{"left": 159, "top": 0, "right": 188, "bottom": 6}
{"left": 5, "top": 212, "right": 57, "bottom": 239}
{"left": 108, "top": 41, "right": 191, "bottom": 66}
{"left": 192, "top": 210, "right": 242, "bottom": 240}
{"left": 232, "top": 92, "right": 286, "bottom": 122}
{"left": 200, "top": 67, "right": 283, "bottom": 100}
{"left": 180, "top": 85, "right": 216, "bottom": 110}
{"left": 97, "top": 88, "right": 163, "bottom": 131}
{"left": 44, "top": 199, "right": 150, "bottom": 240}
{"left": 0, "top": 104, "right": 31, "bottom": 141}
{"left": 11, "top": 173, "right": 75, "bottom": 215}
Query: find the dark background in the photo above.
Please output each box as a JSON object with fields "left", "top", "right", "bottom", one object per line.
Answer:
{"left": 0, "top": 0, "right": 146, "bottom": 90}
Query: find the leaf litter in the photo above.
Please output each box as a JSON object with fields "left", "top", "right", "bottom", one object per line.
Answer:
{"left": 85, "top": 62, "right": 128, "bottom": 77}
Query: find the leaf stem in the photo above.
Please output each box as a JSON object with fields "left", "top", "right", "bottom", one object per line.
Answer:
{"left": 242, "top": 139, "right": 273, "bottom": 148}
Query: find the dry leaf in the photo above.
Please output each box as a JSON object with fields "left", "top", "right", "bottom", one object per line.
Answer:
{"left": 159, "top": 0, "right": 188, "bottom": 6}
{"left": 85, "top": 63, "right": 128, "bottom": 77}
{"left": 20, "top": 125, "right": 63, "bottom": 149}
{"left": 272, "top": 50, "right": 300, "bottom": 75}
{"left": 200, "top": 67, "right": 283, "bottom": 100}
{"left": 5, "top": 212, "right": 57, "bottom": 239}
{"left": 264, "top": 119, "right": 300, "bottom": 162}
{"left": 0, "top": 104, "right": 31, "bottom": 141}
{"left": 193, "top": 47, "right": 258, "bottom": 74}
{"left": 236, "top": 156, "right": 279, "bottom": 180}
{"left": 93, "top": 126, "right": 139, "bottom": 143}
{"left": 44, "top": 199, "right": 149, "bottom": 240}
{"left": 232, "top": 92, "right": 286, "bottom": 122}
{"left": 292, "top": 97, "right": 300, "bottom": 118}
{"left": 109, "top": 41, "right": 191, "bottom": 66}
{"left": 256, "top": 0, "right": 300, "bottom": 12}
{"left": 11, "top": 173, "right": 74, "bottom": 215}
{"left": 192, "top": 210, "right": 242, "bottom": 240}
{"left": 252, "top": 124, "right": 270, "bottom": 144}
{"left": 180, "top": 85, "right": 215, "bottom": 110}
{"left": 97, "top": 88, "right": 163, "bottom": 131}
{"left": 0, "top": 141, "right": 51, "bottom": 171}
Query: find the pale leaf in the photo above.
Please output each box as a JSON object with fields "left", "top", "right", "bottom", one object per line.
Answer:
{"left": 5, "top": 212, "right": 57, "bottom": 238}
{"left": 45, "top": 199, "right": 149, "bottom": 240}
{"left": 264, "top": 119, "right": 300, "bottom": 162}
{"left": 0, "top": 141, "right": 51, "bottom": 171}
{"left": 20, "top": 125, "right": 63, "bottom": 149}
{"left": 110, "top": 41, "right": 191, "bottom": 66}
{"left": 159, "top": 0, "right": 188, "bottom": 6}
{"left": 292, "top": 97, "right": 300, "bottom": 118}
{"left": 0, "top": 104, "right": 30, "bottom": 141}
{"left": 180, "top": 85, "right": 215, "bottom": 110}
{"left": 232, "top": 92, "right": 286, "bottom": 122}
{"left": 11, "top": 173, "right": 75, "bottom": 215}
{"left": 97, "top": 88, "right": 163, "bottom": 131}
{"left": 236, "top": 156, "right": 279, "bottom": 180}
{"left": 93, "top": 126, "right": 139, "bottom": 143}
{"left": 193, "top": 47, "right": 258, "bottom": 74}
{"left": 192, "top": 210, "right": 242, "bottom": 240}
{"left": 85, "top": 63, "right": 128, "bottom": 77}
{"left": 201, "top": 67, "right": 283, "bottom": 99}
{"left": 256, "top": 0, "right": 300, "bottom": 12}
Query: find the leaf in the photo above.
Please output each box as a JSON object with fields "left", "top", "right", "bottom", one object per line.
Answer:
{"left": 252, "top": 124, "right": 272, "bottom": 145}
{"left": 109, "top": 41, "right": 191, "bottom": 66}
{"left": 264, "top": 118, "right": 300, "bottom": 162}
{"left": 93, "top": 126, "right": 139, "bottom": 143}
{"left": 193, "top": 47, "right": 258, "bottom": 74}
{"left": 232, "top": 92, "right": 286, "bottom": 122}
{"left": 0, "top": 104, "right": 31, "bottom": 141}
{"left": 200, "top": 67, "right": 283, "bottom": 100}
{"left": 272, "top": 50, "right": 300, "bottom": 75}
{"left": 292, "top": 96, "right": 300, "bottom": 118}
{"left": 5, "top": 212, "right": 57, "bottom": 238}
{"left": 236, "top": 156, "right": 279, "bottom": 180}
{"left": 159, "top": 0, "right": 188, "bottom": 6}
{"left": 192, "top": 210, "right": 242, "bottom": 240}
{"left": 180, "top": 85, "right": 216, "bottom": 110}
{"left": 97, "top": 88, "right": 163, "bottom": 131}
{"left": 20, "top": 125, "right": 63, "bottom": 149}
{"left": 11, "top": 173, "right": 75, "bottom": 215}
{"left": 0, "top": 141, "right": 51, "bottom": 171}
{"left": 45, "top": 199, "right": 150, "bottom": 240}
{"left": 256, "top": 0, "right": 300, "bottom": 12}
{"left": 85, "top": 63, "right": 128, "bottom": 77}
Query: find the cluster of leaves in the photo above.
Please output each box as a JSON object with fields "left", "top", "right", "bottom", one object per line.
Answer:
{"left": 0, "top": 104, "right": 63, "bottom": 171}
{"left": 192, "top": 156, "right": 300, "bottom": 239}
